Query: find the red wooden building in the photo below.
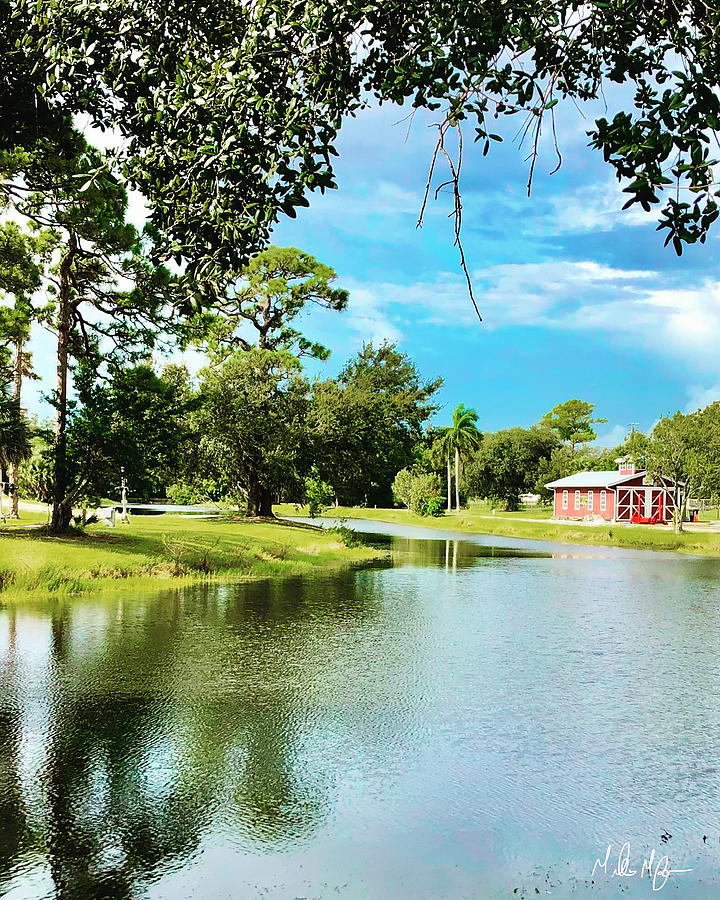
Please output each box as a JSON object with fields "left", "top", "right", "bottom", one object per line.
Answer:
{"left": 546, "top": 461, "right": 681, "bottom": 524}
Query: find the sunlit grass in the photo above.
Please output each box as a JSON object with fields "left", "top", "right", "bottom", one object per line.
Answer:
{"left": 0, "top": 513, "right": 385, "bottom": 602}
{"left": 276, "top": 503, "right": 720, "bottom": 556}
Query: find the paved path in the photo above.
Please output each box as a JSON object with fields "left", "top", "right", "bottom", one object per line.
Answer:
{"left": 0, "top": 495, "right": 49, "bottom": 515}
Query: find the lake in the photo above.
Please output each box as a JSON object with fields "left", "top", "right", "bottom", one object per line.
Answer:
{"left": 2, "top": 520, "right": 720, "bottom": 899}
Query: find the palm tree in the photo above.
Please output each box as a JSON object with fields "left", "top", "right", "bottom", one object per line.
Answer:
{"left": 436, "top": 404, "right": 482, "bottom": 512}
{"left": 433, "top": 429, "right": 455, "bottom": 512}
{"left": 0, "top": 387, "right": 31, "bottom": 517}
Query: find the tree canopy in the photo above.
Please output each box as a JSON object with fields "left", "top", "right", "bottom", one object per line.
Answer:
{"left": 466, "top": 426, "right": 558, "bottom": 510}
{"left": 186, "top": 245, "right": 348, "bottom": 360}
{"left": 312, "top": 341, "right": 442, "bottom": 506}
{"left": 646, "top": 404, "right": 720, "bottom": 532}
{"left": 5, "top": 0, "right": 720, "bottom": 297}
{"left": 66, "top": 363, "right": 193, "bottom": 502}
{"left": 540, "top": 399, "right": 606, "bottom": 451}
{"left": 195, "top": 349, "right": 311, "bottom": 517}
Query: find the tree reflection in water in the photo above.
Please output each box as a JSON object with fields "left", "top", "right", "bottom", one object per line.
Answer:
{"left": 0, "top": 573, "right": 382, "bottom": 898}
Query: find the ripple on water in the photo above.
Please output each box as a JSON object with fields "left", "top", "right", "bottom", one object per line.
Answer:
{"left": 1, "top": 528, "right": 720, "bottom": 898}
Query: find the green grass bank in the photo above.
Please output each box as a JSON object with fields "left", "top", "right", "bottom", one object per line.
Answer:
{"left": 0, "top": 513, "right": 386, "bottom": 603}
{"left": 276, "top": 503, "right": 720, "bottom": 556}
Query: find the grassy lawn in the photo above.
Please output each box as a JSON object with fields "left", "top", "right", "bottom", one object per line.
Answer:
{"left": 277, "top": 503, "right": 720, "bottom": 556}
{"left": 0, "top": 513, "right": 386, "bottom": 602}
{"left": 698, "top": 507, "right": 720, "bottom": 523}
{"left": 462, "top": 499, "right": 554, "bottom": 519}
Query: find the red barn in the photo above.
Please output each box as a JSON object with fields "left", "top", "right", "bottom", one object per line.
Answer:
{"left": 546, "top": 461, "right": 681, "bottom": 524}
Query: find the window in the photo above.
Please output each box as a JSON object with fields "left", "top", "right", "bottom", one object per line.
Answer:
{"left": 600, "top": 490, "right": 607, "bottom": 512}
{"left": 575, "top": 490, "right": 581, "bottom": 510}
{"left": 588, "top": 490, "right": 594, "bottom": 511}
{"left": 562, "top": 490, "right": 568, "bottom": 510}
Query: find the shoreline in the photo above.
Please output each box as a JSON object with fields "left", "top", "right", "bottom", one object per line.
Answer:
{"left": 275, "top": 504, "right": 720, "bottom": 557}
{"left": 0, "top": 514, "right": 388, "bottom": 603}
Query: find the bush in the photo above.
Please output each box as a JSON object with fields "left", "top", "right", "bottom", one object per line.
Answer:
{"left": 167, "top": 483, "right": 201, "bottom": 505}
{"left": 409, "top": 473, "right": 445, "bottom": 517}
{"left": 392, "top": 467, "right": 415, "bottom": 508}
{"left": 418, "top": 495, "right": 445, "bottom": 517}
{"left": 304, "top": 468, "right": 335, "bottom": 517}
{"left": 167, "top": 478, "right": 234, "bottom": 506}
{"left": 327, "top": 524, "right": 362, "bottom": 547}
{"left": 18, "top": 447, "right": 54, "bottom": 503}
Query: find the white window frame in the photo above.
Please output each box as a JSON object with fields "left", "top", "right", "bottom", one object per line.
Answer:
{"left": 562, "top": 490, "right": 568, "bottom": 510}
{"left": 575, "top": 490, "right": 581, "bottom": 510}
{"left": 600, "top": 490, "right": 607, "bottom": 512}
{"left": 587, "top": 490, "right": 593, "bottom": 511}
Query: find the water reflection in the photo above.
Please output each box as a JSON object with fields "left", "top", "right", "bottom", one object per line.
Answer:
{"left": 354, "top": 529, "right": 552, "bottom": 570}
{"left": 0, "top": 572, "right": 385, "bottom": 899}
{"left": 3, "top": 527, "right": 720, "bottom": 899}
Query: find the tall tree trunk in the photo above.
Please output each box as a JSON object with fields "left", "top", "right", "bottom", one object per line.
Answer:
{"left": 49, "top": 238, "right": 76, "bottom": 534}
{"left": 245, "top": 475, "right": 260, "bottom": 517}
{"left": 455, "top": 446, "right": 460, "bottom": 512}
{"left": 245, "top": 474, "right": 275, "bottom": 518}
{"left": 258, "top": 486, "right": 274, "bottom": 518}
{"left": 675, "top": 482, "right": 688, "bottom": 535}
{"left": 9, "top": 337, "right": 23, "bottom": 519}
{"left": 446, "top": 456, "right": 452, "bottom": 512}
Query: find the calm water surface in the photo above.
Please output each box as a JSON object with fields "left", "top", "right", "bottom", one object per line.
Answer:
{"left": 2, "top": 521, "right": 720, "bottom": 899}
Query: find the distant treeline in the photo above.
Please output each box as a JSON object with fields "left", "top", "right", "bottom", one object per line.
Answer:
{"left": 14, "top": 341, "right": 442, "bottom": 517}
{"left": 394, "top": 398, "right": 720, "bottom": 519}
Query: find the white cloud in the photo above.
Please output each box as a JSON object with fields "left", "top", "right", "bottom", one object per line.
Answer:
{"left": 343, "top": 261, "right": 720, "bottom": 374}
{"left": 684, "top": 384, "right": 720, "bottom": 414}
{"left": 595, "top": 424, "right": 629, "bottom": 448}
{"left": 342, "top": 285, "right": 405, "bottom": 345}
{"left": 126, "top": 190, "right": 149, "bottom": 230}
{"left": 542, "top": 178, "right": 655, "bottom": 234}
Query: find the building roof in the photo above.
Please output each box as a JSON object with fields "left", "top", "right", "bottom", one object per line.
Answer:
{"left": 545, "top": 470, "right": 646, "bottom": 489}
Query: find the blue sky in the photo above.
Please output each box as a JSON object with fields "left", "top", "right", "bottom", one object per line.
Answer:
{"left": 268, "top": 99, "right": 720, "bottom": 446}
{"left": 24, "top": 97, "right": 720, "bottom": 446}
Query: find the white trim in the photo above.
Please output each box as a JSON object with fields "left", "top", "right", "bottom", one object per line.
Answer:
{"left": 562, "top": 490, "right": 568, "bottom": 510}
{"left": 546, "top": 470, "right": 649, "bottom": 490}
{"left": 587, "top": 490, "right": 594, "bottom": 511}
{"left": 600, "top": 490, "right": 607, "bottom": 512}
{"left": 575, "top": 490, "right": 581, "bottom": 510}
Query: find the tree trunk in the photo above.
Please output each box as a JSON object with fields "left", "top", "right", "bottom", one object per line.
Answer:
{"left": 674, "top": 503, "right": 683, "bottom": 535}
{"left": 455, "top": 447, "right": 460, "bottom": 512}
{"left": 675, "top": 482, "right": 688, "bottom": 535}
{"left": 245, "top": 474, "right": 275, "bottom": 518}
{"left": 446, "top": 457, "right": 452, "bottom": 512}
{"left": 9, "top": 338, "right": 23, "bottom": 519}
{"left": 245, "top": 476, "right": 260, "bottom": 517}
{"left": 258, "top": 486, "right": 274, "bottom": 517}
{"left": 49, "top": 238, "right": 76, "bottom": 534}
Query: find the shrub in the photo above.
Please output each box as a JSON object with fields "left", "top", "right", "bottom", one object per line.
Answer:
{"left": 304, "top": 468, "right": 335, "bottom": 517}
{"left": 327, "top": 524, "right": 362, "bottom": 547}
{"left": 167, "top": 479, "right": 234, "bottom": 506}
{"left": 418, "top": 495, "right": 445, "bottom": 517}
{"left": 392, "top": 467, "right": 416, "bottom": 509}
{"left": 18, "top": 447, "right": 54, "bottom": 503}
{"left": 409, "top": 473, "right": 445, "bottom": 517}
{"left": 167, "top": 483, "right": 200, "bottom": 505}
